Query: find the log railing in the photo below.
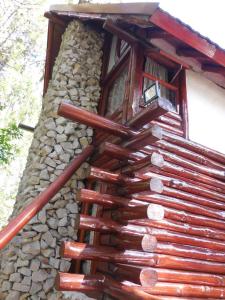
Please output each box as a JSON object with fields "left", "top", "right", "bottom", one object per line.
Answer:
{"left": 0, "top": 145, "right": 94, "bottom": 250}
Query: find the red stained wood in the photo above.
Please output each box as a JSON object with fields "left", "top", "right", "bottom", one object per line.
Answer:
{"left": 150, "top": 9, "right": 225, "bottom": 68}
{"left": 163, "top": 130, "right": 225, "bottom": 165}
{"left": 61, "top": 241, "right": 225, "bottom": 274}
{"left": 58, "top": 102, "right": 135, "bottom": 138}
{"left": 127, "top": 97, "right": 174, "bottom": 129}
{"left": 143, "top": 72, "right": 178, "bottom": 92}
{"left": 0, "top": 146, "right": 94, "bottom": 250}
{"left": 55, "top": 273, "right": 104, "bottom": 291}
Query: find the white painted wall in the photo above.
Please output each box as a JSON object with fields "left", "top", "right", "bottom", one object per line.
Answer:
{"left": 186, "top": 70, "right": 225, "bottom": 154}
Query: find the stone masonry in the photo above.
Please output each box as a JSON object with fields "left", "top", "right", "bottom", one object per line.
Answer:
{"left": 0, "top": 20, "right": 103, "bottom": 299}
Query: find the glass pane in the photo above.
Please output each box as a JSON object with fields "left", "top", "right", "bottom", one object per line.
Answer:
{"left": 143, "top": 58, "right": 176, "bottom": 106}
{"left": 106, "top": 65, "right": 128, "bottom": 115}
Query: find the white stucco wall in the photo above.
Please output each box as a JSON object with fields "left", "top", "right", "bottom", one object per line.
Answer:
{"left": 186, "top": 70, "right": 225, "bottom": 154}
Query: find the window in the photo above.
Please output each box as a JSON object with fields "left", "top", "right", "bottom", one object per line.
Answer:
{"left": 141, "top": 57, "right": 178, "bottom": 110}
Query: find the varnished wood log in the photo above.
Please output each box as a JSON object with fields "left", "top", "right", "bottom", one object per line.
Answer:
{"left": 99, "top": 142, "right": 145, "bottom": 162}
{"left": 109, "top": 264, "right": 158, "bottom": 287}
{"left": 58, "top": 103, "right": 163, "bottom": 149}
{"left": 163, "top": 130, "right": 225, "bottom": 165}
{"left": 60, "top": 241, "right": 225, "bottom": 274}
{"left": 119, "top": 178, "right": 163, "bottom": 195}
{"left": 137, "top": 170, "right": 225, "bottom": 203}
{"left": 151, "top": 120, "right": 184, "bottom": 136}
{"left": 143, "top": 145, "right": 225, "bottom": 180}
{"left": 127, "top": 97, "right": 174, "bottom": 129}
{"left": 58, "top": 102, "right": 136, "bottom": 138}
{"left": 157, "top": 115, "right": 181, "bottom": 129}
{"left": 151, "top": 152, "right": 225, "bottom": 192}
{"left": 136, "top": 189, "right": 225, "bottom": 221}
{"left": 109, "top": 233, "right": 225, "bottom": 263}
{"left": 77, "top": 189, "right": 136, "bottom": 208}
{"left": 123, "top": 125, "right": 163, "bottom": 149}
{"left": 79, "top": 215, "right": 225, "bottom": 252}
{"left": 55, "top": 273, "right": 104, "bottom": 291}
{"left": 87, "top": 166, "right": 133, "bottom": 185}
{"left": 156, "top": 140, "right": 225, "bottom": 171}
{"left": 141, "top": 267, "right": 225, "bottom": 287}
{"left": 129, "top": 218, "right": 225, "bottom": 246}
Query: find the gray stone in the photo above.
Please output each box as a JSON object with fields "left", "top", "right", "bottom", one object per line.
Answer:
{"left": 66, "top": 203, "right": 78, "bottom": 213}
{"left": 43, "top": 278, "right": 55, "bottom": 293}
{"left": 44, "top": 118, "right": 55, "bottom": 130}
{"left": 15, "top": 259, "right": 29, "bottom": 268}
{"left": 56, "top": 134, "right": 67, "bottom": 143}
{"left": 60, "top": 153, "right": 70, "bottom": 163}
{"left": 60, "top": 260, "right": 71, "bottom": 272}
{"left": 3, "top": 262, "right": 15, "bottom": 274}
{"left": 49, "top": 257, "right": 60, "bottom": 269}
{"left": 45, "top": 157, "right": 56, "bottom": 168}
{"left": 58, "top": 216, "right": 68, "bottom": 226}
{"left": 30, "top": 282, "right": 42, "bottom": 294}
{"left": 33, "top": 224, "right": 48, "bottom": 232}
{"left": 12, "top": 282, "right": 30, "bottom": 292}
{"left": 22, "top": 240, "right": 40, "bottom": 255}
{"left": 5, "top": 291, "right": 20, "bottom": 300}
{"left": 30, "top": 259, "right": 40, "bottom": 272}
{"left": 18, "top": 267, "right": 31, "bottom": 276}
{"left": 9, "top": 272, "right": 22, "bottom": 283}
{"left": 21, "top": 276, "right": 31, "bottom": 285}
{"left": 39, "top": 169, "right": 49, "bottom": 180}
{"left": 47, "top": 217, "right": 58, "bottom": 229}
{"left": 38, "top": 210, "right": 47, "bottom": 223}
{"left": 56, "top": 208, "right": 67, "bottom": 218}
{"left": 32, "top": 270, "right": 48, "bottom": 282}
{"left": 2, "top": 280, "right": 12, "bottom": 292}
{"left": 42, "top": 231, "right": 56, "bottom": 248}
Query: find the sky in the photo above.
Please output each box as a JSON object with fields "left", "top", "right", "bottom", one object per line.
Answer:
{"left": 47, "top": 0, "right": 225, "bottom": 49}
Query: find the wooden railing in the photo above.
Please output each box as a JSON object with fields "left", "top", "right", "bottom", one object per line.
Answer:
{"left": 0, "top": 145, "right": 94, "bottom": 250}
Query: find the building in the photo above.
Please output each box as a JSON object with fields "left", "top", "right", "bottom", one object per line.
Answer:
{"left": 0, "top": 2, "right": 225, "bottom": 299}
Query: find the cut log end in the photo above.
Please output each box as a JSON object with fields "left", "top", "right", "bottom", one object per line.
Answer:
{"left": 140, "top": 268, "right": 158, "bottom": 287}
{"left": 151, "top": 125, "right": 163, "bottom": 140}
{"left": 147, "top": 204, "right": 165, "bottom": 221}
{"left": 151, "top": 152, "right": 164, "bottom": 168}
{"left": 141, "top": 234, "right": 157, "bottom": 252}
{"left": 150, "top": 178, "right": 164, "bottom": 193}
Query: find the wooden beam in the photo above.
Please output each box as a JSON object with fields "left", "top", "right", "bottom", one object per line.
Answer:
{"left": 103, "top": 19, "right": 138, "bottom": 45}
{"left": 202, "top": 64, "right": 225, "bottom": 76}
{"left": 150, "top": 8, "right": 225, "bottom": 68}
{"left": 176, "top": 47, "right": 203, "bottom": 59}
{"left": 147, "top": 28, "right": 172, "bottom": 39}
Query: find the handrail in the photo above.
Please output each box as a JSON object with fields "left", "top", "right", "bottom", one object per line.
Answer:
{"left": 0, "top": 145, "right": 94, "bottom": 250}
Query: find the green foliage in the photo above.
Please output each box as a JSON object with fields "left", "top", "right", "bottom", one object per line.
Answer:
{"left": 0, "top": 123, "right": 22, "bottom": 165}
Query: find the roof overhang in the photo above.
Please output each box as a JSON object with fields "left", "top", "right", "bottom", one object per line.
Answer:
{"left": 50, "top": 2, "right": 159, "bottom": 16}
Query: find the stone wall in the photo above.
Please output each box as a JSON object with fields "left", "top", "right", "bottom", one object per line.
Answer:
{"left": 0, "top": 20, "right": 103, "bottom": 300}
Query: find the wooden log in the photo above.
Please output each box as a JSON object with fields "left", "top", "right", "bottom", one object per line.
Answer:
{"left": 156, "top": 140, "right": 225, "bottom": 171}
{"left": 129, "top": 218, "right": 225, "bottom": 246}
{"left": 99, "top": 142, "right": 145, "bottom": 162}
{"left": 87, "top": 166, "right": 133, "bottom": 185}
{"left": 77, "top": 189, "right": 136, "bottom": 208}
{"left": 119, "top": 178, "right": 163, "bottom": 195}
{"left": 61, "top": 242, "right": 225, "bottom": 274}
{"left": 151, "top": 152, "right": 225, "bottom": 192}
{"left": 123, "top": 125, "right": 163, "bottom": 149}
{"left": 127, "top": 97, "right": 174, "bottom": 129}
{"left": 142, "top": 281, "right": 225, "bottom": 298}
{"left": 163, "top": 130, "right": 225, "bottom": 165}
{"left": 144, "top": 145, "right": 225, "bottom": 180}
{"left": 58, "top": 103, "right": 163, "bottom": 149}
{"left": 148, "top": 204, "right": 225, "bottom": 231}
{"left": 109, "top": 264, "right": 158, "bottom": 287}
{"left": 110, "top": 233, "right": 225, "bottom": 263}
{"left": 137, "top": 170, "right": 225, "bottom": 203}
{"left": 55, "top": 273, "right": 104, "bottom": 291}
{"left": 157, "top": 115, "right": 181, "bottom": 129}
{"left": 141, "top": 267, "right": 225, "bottom": 287}
{"left": 58, "top": 102, "right": 135, "bottom": 138}
{"left": 150, "top": 120, "right": 184, "bottom": 136}
{"left": 79, "top": 215, "right": 225, "bottom": 252}
{"left": 140, "top": 189, "right": 225, "bottom": 221}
